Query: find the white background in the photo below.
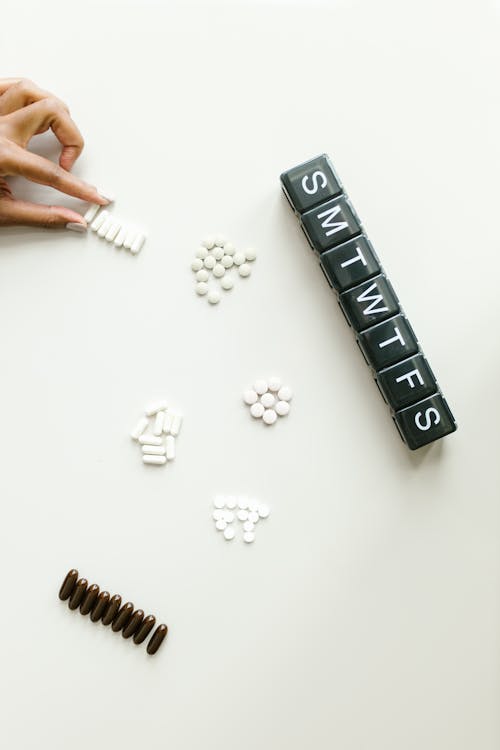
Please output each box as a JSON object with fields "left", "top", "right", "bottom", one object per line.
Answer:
{"left": 0, "top": 0, "right": 499, "bottom": 748}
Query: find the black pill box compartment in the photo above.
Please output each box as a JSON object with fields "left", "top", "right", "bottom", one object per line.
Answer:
{"left": 394, "top": 393, "right": 457, "bottom": 450}
{"left": 339, "top": 274, "right": 400, "bottom": 332}
{"left": 357, "top": 314, "right": 420, "bottom": 371}
{"left": 376, "top": 354, "right": 438, "bottom": 412}
{"left": 300, "top": 195, "right": 363, "bottom": 254}
{"left": 280, "top": 154, "right": 343, "bottom": 215}
{"left": 320, "top": 235, "right": 381, "bottom": 293}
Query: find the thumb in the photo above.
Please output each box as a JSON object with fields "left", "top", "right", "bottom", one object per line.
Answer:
{"left": 0, "top": 197, "right": 87, "bottom": 231}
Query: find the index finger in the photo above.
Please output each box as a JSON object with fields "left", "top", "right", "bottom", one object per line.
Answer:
{"left": 0, "top": 78, "right": 23, "bottom": 96}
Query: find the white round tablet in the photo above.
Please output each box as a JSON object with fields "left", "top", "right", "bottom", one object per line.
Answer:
{"left": 237, "top": 509, "right": 249, "bottom": 521}
{"left": 223, "top": 527, "right": 235, "bottom": 541}
{"left": 196, "top": 246, "right": 209, "bottom": 259}
{"left": 196, "top": 269, "right": 209, "bottom": 282}
{"left": 226, "top": 497, "right": 237, "bottom": 510}
{"left": 221, "top": 276, "right": 234, "bottom": 291}
{"left": 204, "top": 255, "right": 216, "bottom": 270}
{"left": 223, "top": 242, "right": 235, "bottom": 255}
{"left": 243, "top": 390, "right": 258, "bottom": 405}
{"left": 247, "top": 511, "right": 259, "bottom": 524}
{"left": 254, "top": 379, "right": 268, "bottom": 395}
{"left": 248, "top": 500, "right": 259, "bottom": 513}
{"left": 213, "top": 246, "right": 224, "bottom": 260}
{"left": 233, "top": 251, "right": 246, "bottom": 266}
{"left": 275, "top": 400, "right": 290, "bottom": 416}
{"left": 191, "top": 258, "right": 203, "bottom": 271}
{"left": 213, "top": 509, "right": 225, "bottom": 521}
{"left": 202, "top": 237, "right": 215, "bottom": 249}
{"left": 243, "top": 520, "right": 255, "bottom": 532}
{"left": 238, "top": 263, "right": 251, "bottom": 278}
{"left": 278, "top": 386, "right": 293, "bottom": 401}
{"left": 245, "top": 247, "right": 257, "bottom": 261}
{"left": 268, "top": 377, "right": 282, "bottom": 392}
{"left": 257, "top": 503, "right": 270, "bottom": 519}
{"left": 215, "top": 519, "right": 227, "bottom": 531}
{"left": 208, "top": 291, "right": 221, "bottom": 305}
{"left": 243, "top": 531, "right": 255, "bottom": 544}
{"left": 214, "top": 496, "right": 226, "bottom": 509}
{"left": 222, "top": 510, "right": 234, "bottom": 523}
{"left": 250, "top": 402, "right": 265, "bottom": 419}
{"left": 260, "top": 392, "right": 275, "bottom": 409}
{"left": 238, "top": 498, "right": 249, "bottom": 510}
{"left": 214, "top": 235, "right": 226, "bottom": 247}
{"left": 221, "top": 255, "right": 234, "bottom": 268}
{"left": 213, "top": 263, "right": 225, "bottom": 278}
{"left": 196, "top": 282, "right": 208, "bottom": 296}
{"left": 263, "top": 409, "right": 277, "bottom": 425}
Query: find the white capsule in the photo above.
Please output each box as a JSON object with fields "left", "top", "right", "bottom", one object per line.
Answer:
{"left": 204, "top": 255, "right": 216, "bottom": 270}
{"left": 275, "top": 400, "right": 290, "bottom": 417}
{"left": 153, "top": 411, "right": 165, "bottom": 436}
{"left": 221, "top": 276, "right": 234, "bottom": 291}
{"left": 223, "top": 242, "right": 235, "bottom": 255}
{"left": 143, "top": 454, "right": 167, "bottom": 465}
{"left": 98, "top": 215, "right": 114, "bottom": 238}
{"left": 250, "top": 402, "right": 264, "bottom": 419}
{"left": 90, "top": 209, "right": 108, "bottom": 231}
{"left": 202, "top": 237, "right": 215, "bottom": 250}
{"left": 268, "top": 377, "right": 282, "bottom": 392}
{"left": 223, "top": 527, "right": 235, "bottom": 541}
{"left": 213, "top": 246, "right": 224, "bottom": 260}
{"left": 233, "top": 251, "right": 246, "bottom": 266}
{"left": 260, "top": 393, "right": 275, "bottom": 409}
{"left": 114, "top": 227, "right": 127, "bottom": 248}
{"left": 123, "top": 228, "right": 137, "bottom": 250}
{"left": 258, "top": 503, "right": 270, "bottom": 519}
{"left": 138, "top": 433, "right": 162, "bottom": 446}
{"left": 221, "top": 255, "right": 233, "bottom": 268}
{"left": 131, "top": 234, "right": 146, "bottom": 255}
{"left": 222, "top": 510, "right": 234, "bottom": 523}
{"left": 263, "top": 409, "right": 277, "bottom": 425}
{"left": 213, "top": 263, "right": 225, "bottom": 278}
{"left": 145, "top": 400, "right": 168, "bottom": 417}
{"left": 243, "top": 390, "right": 258, "bottom": 405}
{"left": 237, "top": 509, "right": 249, "bottom": 521}
{"left": 245, "top": 247, "right": 257, "bottom": 261}
{"left": 214, "top": 234, "right": 226, "bottom": 247}
{"left": 208, "top": 291, "right": 221, "bottom": 305}
{"left": 130, "top": 416, "right": 149, "bottom": 440}
{"left": 278, "top": 386, "right": 293, "bottom": 402}
{"left": 238, "top": 263, "right": 251, "bottom": 278}
{"left": 165, "top": 435, "right": 176, "bottom": 460}
{"left": 248, "top": 511, "right": 259, "bottom": 524}
{"left": 191, "top": 258, "right": 203, "bottom": 271}
{"left": 243, "top": 531, "right": 255, "bottom": 544}
{"left": 142, "top": 444, "right": 166, "bottom": 456}
{"left": 243, "top": 520, "right": 255, "bottom": 532}
{"left": 226, "top": 497, "right": 237, "bottom": 510}
{"left": 163, "top": 413, "right": 173, "bottom": 434}
{"left": 196, "top": 269, "right": 209, "bottom": 282}
{"left": 84, "top": 204, "right": 101, "bottom": 223}
{"left": 196, "top": 282, "right": 209, "bottom": 296}
{"left": 196, "top": 246, "right": 209, "bottom": 259}
{"left": 214, "top": 496, "right": 226, "bottom": 509}
{"left": 215, "top": 519, "right": 227, "bottom": 531}
{"left": 105, "top": 221, "right": 121, "bottom": 242}
{"left": 254, "top": 379, "right": 268, "bottom": 396}
{"left": 238, "top": 498, "right": 249, "bottom": 510}
{"left": 170, "top": 414, "right": 183, "bottom": 437}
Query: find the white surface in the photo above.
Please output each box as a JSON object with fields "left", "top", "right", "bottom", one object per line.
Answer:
{"left": 0, "top": 0, "right": 499, "bottom": 749}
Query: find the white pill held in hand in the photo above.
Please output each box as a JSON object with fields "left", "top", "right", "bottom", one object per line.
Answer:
{"left": 275, "top": 400, "right": 290, "bottom": 416}
{"left": 254, "top": 379, "right": 268, "bottom": 395}
{"left": 114, "top": 227, "right": 127, "bottom": 248}
{"left": 250, "top": 402, "right": 264, "bottom": 419}
{"left": 143, "top": 455, "right": 167, "bottom": 465}
{"left": 278, "top": 386, "right": 293, "bottom": 401}
{"left": 263, "top": 409, "right": 277, "bottom": 425}
{"left": 191, "top": 258, "right": 203, "bottom": 271}
{"left": 208, "top": 291, "right": 220, "bottom": 305}
{"left": 196, "top": 269, "right": 209, "bottom": 282}
{"left": 130, "top": 416, "right": 149, "bottom": 440}
{"left": 243, "top": 390, "right": 258, "bottom": 405}
{"left": 221, "top": 276, "right": 233, "bottom": 291}
{"left": 260, "top": 393, "right": 275, "bottom": 408}
{"left": 142, "top": 444, "right": 166, "bottom": 456}
{"left": 145, "top": 401, "right": 168, "bottom": 416}
{"left": 223, "top": 527, "right": 235, "bottom": 541}
{"left": 84, "top": 204, "right": 101, "bottom": 223}
{"left": 170, "top": 414, "right": 183, "bottom": 437}
{"left": 233, "top": 251, "right": 245, "bottom": 266}
{"left": 243, "top": 531, "right": 255, "bottom": 543}
{"left": 153, "top": 411, "right": 165, "bottom": 435}
{"left": 196, "top": 246, "right": 209, "bottom": 259}
{"left": 268, "top": 377, "right": 282, "bottom": 392}
{"left": 245, "top": 247, "right": 257, "bottom": 261}
{"left": 238, "top": 263, "right": 251, "bottom": 278}
{"left": 138, "top": 433, "right": 163, "bottom": 445}
{"left": 91, "top": 210, "right": 109, "bottom": 231}
{"left": 213, "top": 263, "right": 225, "bottom": 278}
{"left": 196, "top": 282, "right": 208, "bottom": 296}
{"left": 165, "top": 435, "right": 175, "bottom": 460}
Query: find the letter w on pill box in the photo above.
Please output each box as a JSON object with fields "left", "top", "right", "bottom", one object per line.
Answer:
{"left": 280, "top": 154, "right": 457, "bottom": 450}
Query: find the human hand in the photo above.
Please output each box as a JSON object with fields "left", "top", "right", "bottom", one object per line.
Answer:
{"left": 0, "top": 78, "right": 111, "bottom": 231}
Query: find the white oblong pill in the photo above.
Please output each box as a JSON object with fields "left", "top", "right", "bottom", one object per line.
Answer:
{"left": 142, "top": 444, "right": 166, "bottom": 456}
{"left": 243, "top": 390, "right": 258, "bottom": 405}
{"left": 131, "top": 234, "right": 146, "bottom": 254}
{"left": 170, "top": 414, "right": 183, "bottom": 437}
{"left": 221, "top": 276, "right": 234, "bottom": 291}
{"left": 123, "top": 228, "right": 137, "bottom": 250}
{"left": 213, "top": 246, "right": 224, "bottom": 260}
{"left": 98, "top": 216, "right": 114, "bottom": 238}
{"left": 208, "top": 291, "right": 220, "bottom": 305}
{"left": 191, "top": 258, "right": 203, "bottom": 271}
{"left": 238, "top": 263, "right": 251, "bottom": 278}
{"left": 143, "top": 455, "right": 167, "bottom": 465}
{"left": 196, "top": 246, "right": 209, "bottom": 259}
{"left": 84, "top": 204, "right": 101, "bottom": 223}
{"left": 233, "top": 251, "right": 245, "bottom": 266}
{"left": 221, "top": 255, "right": 233, "bottom": 268}
{"left": 254, "top": 379, "right": 268, "bottom": 395}
{"left": 258, "top": 503, "right": 270, "bottom": 519}
{"left": 263, "top": 409, "right": 277, "bottom": 425}
{"left": 91, "top": 210, "right": 109, "bottom": 231}
{"left": 215, "top": 519, "right": 227, "bottom": 531}
{"left": 202, "top": 237, "right": 215, "bottom": 250}
{"left": 243, "top": 520, "right": 255, "bottom": 532}
{"left": 214, "top": 496, "right": 226, "bottom": 509}
{"left": 213, "top": 263, "right": 225, "bottom": 278}
{"left": 250, "top": 402, "right": 264, "bottom": 419}
{"left": 275, "top": 400, "right": 290, "bottom": 417}
{"left": 214, "top": 234, "right": 226, "bottom": 247}
{"left": 196, "top": 269, "right": 209, "bottom": 282}
{"left": 130, "top": 416, "right": 149, "bottom": 440}
{"left": 245, "top": 247, "right": 257, "bottom": 261}
{"left": 145, "top": 401, "right": 168, "bottom": 417}
{"left": 153, "top": 411, "right": 165, "bottom": 436}
{"left": 165, "top": 435, "right": 175, "bottom": 460}
{"left": 196, "top": 282, "right": 208, "bottom": 296}
{"left": 204, "top": 255, "right": 216, "bottom": 270}
{"left": 163, "top": 413, "right": 173, "bottom": 434}
{"left": 243, "top": 531, "right": 255, "bottom": 543}
{"left": 248, "top": 511, "right": 259, "bottom": 524}
{"left": 268, "top": 377, "right": 282, "bottom": 392}
{"left": 222, "top": 510, "right": 234, "bottom": 523}
{"left": 278, "top": 386, "right": 293, "bottom": 402}
{"left": 223, "top": 527, "right": 235, "bottom": 541}
{"left": 248, "top": 500, "right": 259, "bottom": 513}
{"left": 237, "top": 509, "right": 249, "bottom": 521}
{"left": 238, "top": 498, "right": 249, "bottom": 510}
{"left": 114, "top": 227, "right": 127, "bottom": 248}
{"left": 226, "top": 497, "right": 237, "bottom": 510}
{"left": 138, "top": 433, "right": 163, "bottom": 446}
{"left": 260, "top": 393, "right": 275, "bottom": 409}
{"left": 105, "top": 221, "right": 121, "bottom": 242}
{"left": 223, "top": 242, "right": 235, "bottom": 255}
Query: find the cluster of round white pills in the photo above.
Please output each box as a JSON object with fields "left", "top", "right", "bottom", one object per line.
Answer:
{"left": 191, "top": 235, "right": 257, "bottom": 305}
{"left": 130, "top": 400, "right": 183, "bottom": 466}
{"left": 213, "top": 496, "right": 270, "bottom": 543}
{"left": 83, "top": 202, "right": 146, "bottom": 254}
{"left": 243, "top": 378, "right": 293, "bottom": 425}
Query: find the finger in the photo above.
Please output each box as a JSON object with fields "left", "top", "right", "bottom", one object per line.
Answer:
{"left": 4, "top": 142, "right": 109, "bottom": 204}
{"left": 0, "top": 79, "right": 53, "bottom": 116}
{"left": 0, "top": 196, "right": 87, "bottom": 230}
{"left": 0, "top": 78, "right": 23, "bottom": 96}
{"left": 2, "top": 98, "right": 83, "bottom": 170}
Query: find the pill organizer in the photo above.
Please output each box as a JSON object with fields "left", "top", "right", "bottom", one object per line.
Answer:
{"left": 280, "top": 154, "right": 457, "bottom": 450}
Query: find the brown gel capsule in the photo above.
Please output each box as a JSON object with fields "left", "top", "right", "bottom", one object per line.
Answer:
{"left": 133, "top": 615, "right": 156, "bottom": 644}
{"left": 111, "top": 602, "right": 134, "bottom": 632}
{"left": 80, "top": 584, "right": 100, "bottom": 616}
{"left": 59, "top": 569, "right": 79, "bottom": 601}
{"left": 146, "top": 624, "right": 168, "bottom": 655}
{"left": 90, "top": 591, "right": 110, "bottom": 622}
{"left": 122, "top": 609, "right": 144, "bottom": 639}
{"left": 101, "top": 594, "right": 122, "bottom": 626}
{"left": 68, "top": 578, "right": 88, "bottom": 610}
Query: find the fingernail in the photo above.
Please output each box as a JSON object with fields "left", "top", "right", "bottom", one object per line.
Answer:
{"left": 97, "top": 187, "right": 115, "bottom": 204}
{"left": 66, "top": 222, "right": 88, "bottom": 233}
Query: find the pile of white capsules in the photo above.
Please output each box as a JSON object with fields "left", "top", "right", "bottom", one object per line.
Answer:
{"left": 130, "top": 400, "right": 183, "bottom": 466}
{"left": 82, "top": 202, "right": 146, "bottom": 255}
{"left": 243, "top": 377, "right": 293, "bottom": 426}
{"left": 212, "top": 496, "right": 270, "bottom": 544}
{"left": 191, "top": 235, "right": 257, "bottom": 305}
